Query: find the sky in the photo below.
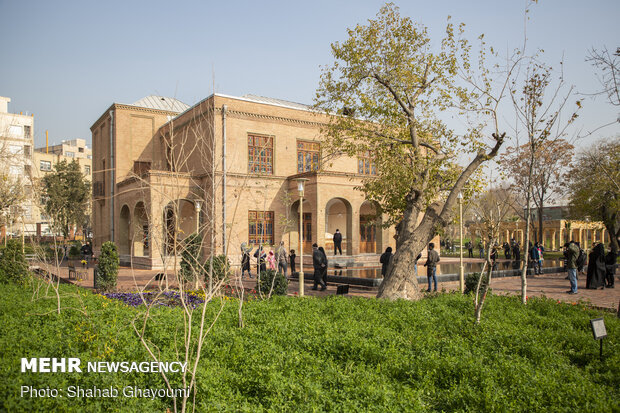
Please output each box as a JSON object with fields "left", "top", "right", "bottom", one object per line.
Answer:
{"left": 0, "top": 0, "right": 618, "bottom": 151}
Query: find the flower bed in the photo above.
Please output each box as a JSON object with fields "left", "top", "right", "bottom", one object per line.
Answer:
{"left": 100, "top": 291, "right": 205, "bottom": 308}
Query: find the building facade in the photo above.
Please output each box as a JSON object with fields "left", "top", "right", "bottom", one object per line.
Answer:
{"left": 469, "top": 205, "right": 611, "bottom": 251}
{"left": 33, "top": 139, "right": 93, "bottom": 237}
{"left": 0, "top": 96, "right": 35, "bottom": 237}
{"left": 91, "top": 94, "right": 399, "bottom": 269}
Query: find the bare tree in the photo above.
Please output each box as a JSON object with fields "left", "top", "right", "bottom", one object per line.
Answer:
{"left": 501, "top": 138, "right": 574, "bottom": 244}
{"left": 507, "top": 60, "right": 580, "bottom": 304}
{"left": 470, "top": 187, "right": 515, "bottom": 323}
{"left": 587, "top": 46, "right": 620, "bottom": 108}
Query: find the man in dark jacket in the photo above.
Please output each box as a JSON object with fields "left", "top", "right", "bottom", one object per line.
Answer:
{"left": 423, "top": 243, "right": 440, "bottom": 292}
{"left": 512, "top": 241, "right": 521, "bottom": 262}
{"left": 379, "top": 247, "right": 393, "bottom": 277}
{"left": 565, "top": 240, "right": 579, "bottom": 294}
{"left": 318, "top": 246, "right": 328, "bottom": 286}
{"left": 333, "top": 229, "right": 343, "bottom": 255}
{"left": 311, "top": 243, "right": 327, "bottom": 291}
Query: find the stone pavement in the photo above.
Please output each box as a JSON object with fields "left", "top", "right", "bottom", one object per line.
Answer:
{"left": 37, "top": 260, "right": 619, "bottom": 312}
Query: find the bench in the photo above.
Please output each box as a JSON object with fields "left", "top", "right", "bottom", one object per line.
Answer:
{"left": 68, "top": 262, "right": 77, "bottom": 280}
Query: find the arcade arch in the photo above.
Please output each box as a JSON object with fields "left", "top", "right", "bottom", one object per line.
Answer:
{"left": 325, "top": 198, "right": 352, "bottom": 255}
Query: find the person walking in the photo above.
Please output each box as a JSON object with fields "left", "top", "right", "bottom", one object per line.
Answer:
{"left": 240, "top": 242, "right": 252, "bottom": 278}
{"left": 254, "top": 246, "right": 266, "bottom": 275}
{"left": 530, "top": 242, "right": 541, "bottom": 275}
{"left": 478, "top": 241, "right": 485, "bottom": 259}
{"left": 289, "top": 249, "right": 297, "bottom": 275}
{"left": 379, "top": 247, "right": 392, "bottom": 277}
{"left": 565, "top": 240, "right": 579, "bottom": 294}
{"left": 318, "top": 246, "right": 328, "bottom": 286}
{"left": 503, "top": 242, "right": 510, "bottom": 260}
{"left": 490, "top": 244, "right": 498, "bottom": 271}
{"left": 604, "top": 245, "right": 617, "bottom": 288}
{"left": 423, "top": 243, "right": 440, "bottom": 292}
{"left": 333, "top": 229, "right": 343, "bottom": 255}
{"left": 538, "top": 242, "right": 545, "bottom": 272}
{"left": 512, "top": 241, "right": 521, "bottom": 262}
{"left": 467, "top": 241, "right": 473, "bottom": 258}
{"left": 267, "top": 250, "right": 276, "bottom": 271}
{"left": 311, "top": 243, "right": 327, "bottom": 291}
{"left": 576, "top": 242, "right": 587, "bottom": 275}
{"left": 586, "top": 243, "right": 606, "bottom": 289}
{"left": 276, "top": 241, "right": 288, "bottom": 277}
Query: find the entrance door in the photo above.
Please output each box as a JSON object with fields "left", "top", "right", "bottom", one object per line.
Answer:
{"left": 360, "top": 215, "right": 376, "bottom": 253}
{"left": 298, "top": 212, "right": 313, "bottom": 253}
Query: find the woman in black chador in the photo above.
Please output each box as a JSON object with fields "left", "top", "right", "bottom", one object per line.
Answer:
{"left": 380, "top": 247, "right": 393, "bottom": 277}
{"left": 586, "top": 243, "right": 606, "bottom": 289}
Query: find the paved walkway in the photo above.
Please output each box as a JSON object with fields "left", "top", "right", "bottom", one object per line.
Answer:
{"left": 36, "top": 260, "right": 619, "bottom": 312}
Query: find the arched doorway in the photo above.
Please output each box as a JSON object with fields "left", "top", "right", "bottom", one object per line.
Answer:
{"left": 119, "top": 205, "right": 130, "bottom": 255}
{"left": 163, "top": 199, "right": 199, "bottom": 256}
{"left": 133, "top": 202, "right": 149, "bottom": 257}
{"left": 325, "top": 198, "right": 352, "bottom": 255}
{"left": 291, "top": 199, "right": 312, "bottom": 254}
{"left": 359, "top": 201, "right": 382, "bottom": 254}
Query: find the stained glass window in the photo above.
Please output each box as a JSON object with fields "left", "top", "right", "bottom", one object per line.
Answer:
{"left": 297, "top": 141, "right": 320, "bottom": 172}
{"left": 248, "top": 135, "right": 273, "bottom": 174}
{"left": 248, "top": 211, "right": 274, "bottom": 245}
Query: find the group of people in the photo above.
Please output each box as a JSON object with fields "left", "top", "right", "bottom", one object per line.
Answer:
{"left": 240, "top": 241, "right": 297, "bottom": 279}
{"left": 563, "top": 240, "right": 617, "bottom": 294}
{"left": 501, "top": 240, "right": 522, "bottom": 262}
{"left": 239, "top": 229, "right": 347, "bottom": 290}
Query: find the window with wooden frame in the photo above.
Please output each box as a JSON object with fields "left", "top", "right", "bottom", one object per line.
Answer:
{"left": 248, "top": 134, "right": 273, "bottom": 174}
{"left": 297, "top": 140, "right": 320, "bottom": 172}
{"left": 248, "top": 211, "right": 274, "bottom": 245}
{"left": 358, "top": 150, "right": 377, "bottom": 175}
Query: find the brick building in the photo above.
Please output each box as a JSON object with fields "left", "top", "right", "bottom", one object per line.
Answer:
{"left": 91, "top": 94, "right": 398, "bottom": 269}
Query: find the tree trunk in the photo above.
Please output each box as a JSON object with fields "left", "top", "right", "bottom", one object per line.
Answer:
{"left": 377, "top": 134, "right": 505, "bottom": 300}
{"left": 377, "top": 199, "right": 434, "bottom": 300}
{"left": 604, "top": 221, "right": 619, "bottom": 253}
{"left": 602, "top": 204, "right": 619, "bottom": 253}
{"left": 538, "top": 204, "right": 544, "bottom": 245}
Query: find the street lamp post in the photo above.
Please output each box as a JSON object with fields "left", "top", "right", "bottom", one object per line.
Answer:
{"left": 194, "top": 200, "right": 203, "bottom": 290}
{"left": 194, "top": 200, "right": 202, "bottom": 234}
{"left": 296, "top": 178, "right": 308, "bottom": 297}
{"left": 457, "top": 192, "right": 464, "bottom": 293}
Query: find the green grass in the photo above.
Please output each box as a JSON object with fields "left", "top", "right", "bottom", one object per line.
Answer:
{"left": 1, "top": 279, "right": 619, "bottom": 412}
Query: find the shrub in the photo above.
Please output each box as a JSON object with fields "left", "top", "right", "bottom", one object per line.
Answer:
{"left": 0, "top": 239, "right": 29, "bottom": 285}
{"left": 68, "top": 243, "right": 81, "bottom": 258}
{"left": 464, "top": 272, "right": 488, "bottom": 294}
{"left": 95, "top": 241, "right": 119, "bottom": 292}
{"left": 257, "top": 269, "right": 288, "bottom": 296}
{"left": 43, "top": 245, "right": 61, "bottom": 261}
{"left": 206, "top": 254, "right": 230, "bottom": 285}
{"left": 180, "top": 233, "right": 202, "bottom": 284}
{"left": 1, "top": 282, "right": 620, "bottom": 412}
